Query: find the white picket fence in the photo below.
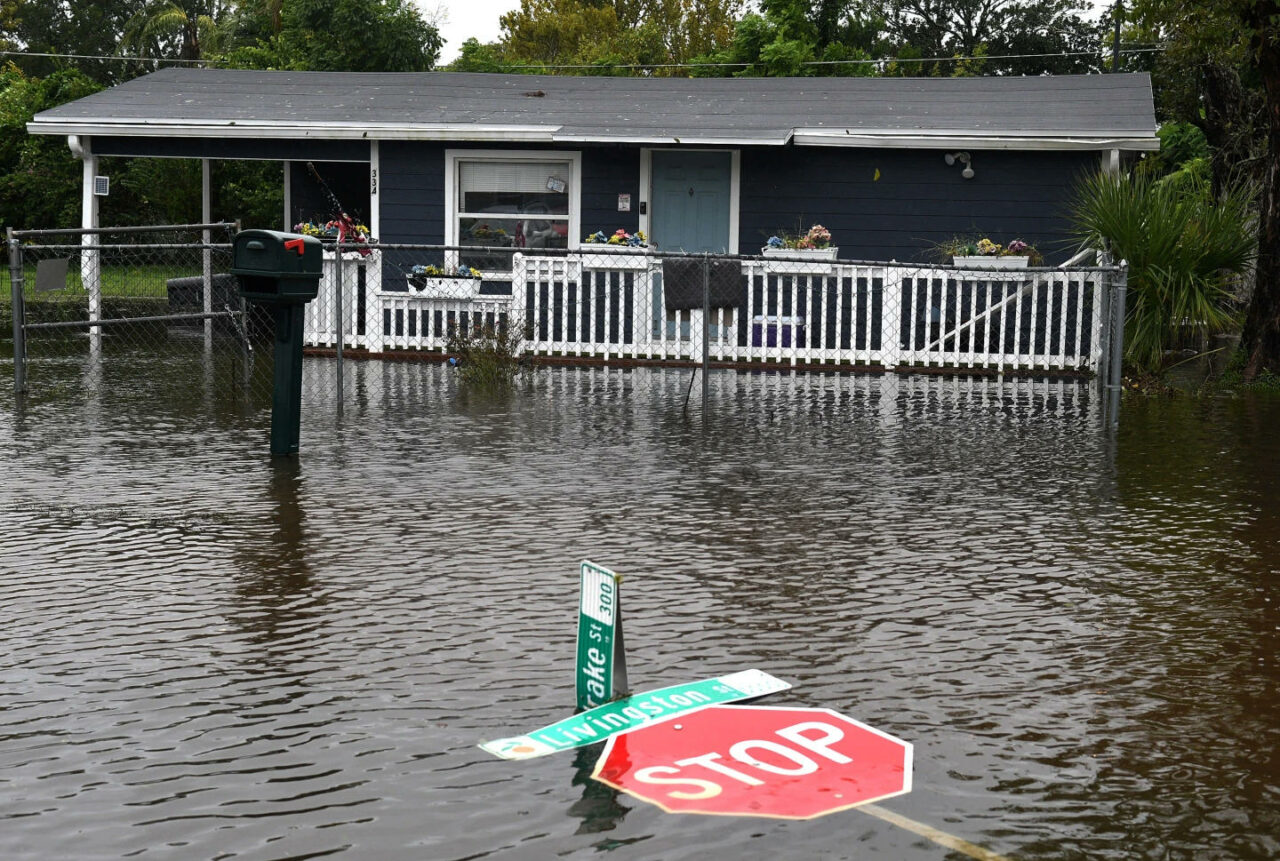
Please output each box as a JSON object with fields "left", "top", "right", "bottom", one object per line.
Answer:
{"left": 307, "top": 249, "right": 1117, "bottom": 374}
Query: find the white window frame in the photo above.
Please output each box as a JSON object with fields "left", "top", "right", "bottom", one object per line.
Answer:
{"left": 445, "top": 148, "right": 582, "bottom": 272}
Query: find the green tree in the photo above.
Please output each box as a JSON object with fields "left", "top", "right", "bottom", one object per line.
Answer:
{"left": 1131, "top": 0, "right": 1280, "bottom": 379}
{"left": 498, "top": 0, "right": 739, "bottom": 72}
{"left": 0, "top": 64, "right": 102, "bottom": 229}
{"left": 120, "top": 0, "right": 231, "bottom": 63}
{"left": 2, "top": 0, "right": 150, "bottom": 83}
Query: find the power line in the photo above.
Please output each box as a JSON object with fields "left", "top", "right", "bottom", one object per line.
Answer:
{"left": 0, "top": 44, "right": 1166, "bottom": 73}
{"left": 0, "top": 50, "right": 217, "bottom": 66}
{"left": 497, "top": 46, "right": 1167, "bottom": 72}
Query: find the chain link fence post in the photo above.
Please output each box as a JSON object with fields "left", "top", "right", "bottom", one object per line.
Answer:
{"left": 7, "top": 228, "right": 26, "bottom": 395}
{"left": 1106, "top": 261, "right": 1128, "bottom": 431}
{"left": 335, "top": 241, "right": 345, "bottom": 416}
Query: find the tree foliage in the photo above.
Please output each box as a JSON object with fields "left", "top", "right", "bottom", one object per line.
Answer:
{"left": 0, "top": 64, "right": 102, "bottom": 229}
{"left": 496, "top": 0, "right": 740, "bottom": 72}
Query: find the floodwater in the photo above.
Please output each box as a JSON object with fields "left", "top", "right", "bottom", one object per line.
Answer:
{"left": 1, "top": 348, "right": 1277, "bottom": 861}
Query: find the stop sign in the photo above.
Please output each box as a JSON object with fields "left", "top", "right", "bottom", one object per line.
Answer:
{"left": 591, "top": 705, "right": 912, "bottom": 819}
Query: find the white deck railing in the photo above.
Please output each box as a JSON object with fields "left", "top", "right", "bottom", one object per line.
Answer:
{"left": 308, "top": 250, "right": 1115, "bottom": 374}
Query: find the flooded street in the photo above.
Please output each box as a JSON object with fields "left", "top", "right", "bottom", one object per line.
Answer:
{"left": 1, "top": 355, "right": 1277, "bottom": 860}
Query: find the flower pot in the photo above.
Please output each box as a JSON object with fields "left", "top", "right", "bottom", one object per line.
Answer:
{"left": 952, "top": 255, "right": 1029, "bottom": 270}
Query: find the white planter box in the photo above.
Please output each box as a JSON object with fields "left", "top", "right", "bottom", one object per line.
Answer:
{"left": 410, "top": 276, "right": 483, "bottom": 298}
{"left": 952, "top": 255, "right": 1029, "bottom": 270}
{"left": 762, "top": 246, "right": 838, "bottom": 260}
{"left": 581, "top": 244, "right": 652, "bottom": 270}
{"left": 761, "top": 246, "right": 838, "bottom": 274}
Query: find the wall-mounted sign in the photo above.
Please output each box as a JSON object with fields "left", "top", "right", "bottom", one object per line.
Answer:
{"left": 618, "top": 194, "right": 631, "bottom": 212}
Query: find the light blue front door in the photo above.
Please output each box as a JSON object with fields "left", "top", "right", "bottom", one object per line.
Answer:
{"left": 650, "top": 151, "right": 732, "bottom": 253}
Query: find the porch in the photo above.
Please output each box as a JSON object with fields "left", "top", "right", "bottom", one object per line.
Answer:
{"left": 311, "top": 248, "right": 1118, "bottom": 375}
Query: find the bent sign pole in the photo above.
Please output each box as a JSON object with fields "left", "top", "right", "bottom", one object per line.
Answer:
{"left": 479, "top": 670, "right": 791, "bottom": 761}
{"left": 576, "top": 560, "right": 627, "bottom": 710}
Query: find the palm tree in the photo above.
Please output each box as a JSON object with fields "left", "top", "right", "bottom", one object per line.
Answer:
{"left": 120, "top": 1, "right": 231, "bottom": 62}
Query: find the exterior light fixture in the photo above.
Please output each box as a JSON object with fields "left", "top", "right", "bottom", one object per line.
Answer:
{"left": 945, "top": 151, "right": 974, "bottom": 179}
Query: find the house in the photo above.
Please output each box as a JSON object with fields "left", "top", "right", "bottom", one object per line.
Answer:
{"left": 29, "top": 69, "right": 1157, "bottom": 265}
{"left": 25, "top": 70, "right": 1157, "bottom": 375}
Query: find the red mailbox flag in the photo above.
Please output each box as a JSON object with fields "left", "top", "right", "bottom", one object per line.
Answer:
{"left": 592, "top": 705, "right": 912, "bottom": 819}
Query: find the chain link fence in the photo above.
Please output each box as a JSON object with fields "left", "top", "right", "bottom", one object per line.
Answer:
{"left": 3, "top": 223, "right": 284, "bottom": 410}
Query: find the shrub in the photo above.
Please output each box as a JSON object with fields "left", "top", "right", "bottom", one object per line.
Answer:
{"left": 445, "top": 319, "right": 528, "bottom": 391}
{"left": 1070, "top": 171, "right": 1256, "bottom": 373}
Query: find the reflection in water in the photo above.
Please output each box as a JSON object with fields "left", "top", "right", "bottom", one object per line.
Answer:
{"left": 228, "top": 458, "right": 327, "bottom": 656}
{"left": 568, "top": 745, "right": 630, "bottom": 837}
{"left": 0, "top": 348, "right": 1277, "bottom": 861}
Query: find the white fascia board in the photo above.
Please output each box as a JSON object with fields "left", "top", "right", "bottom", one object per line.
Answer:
{"left": 550, "top": 132, "right": 792, "bottom": 146}
{"left": 27, "top": 118, "right": 561, "bottom": 142}
{"left": 793, "top": 130, "right": 1160, "bottom": 152}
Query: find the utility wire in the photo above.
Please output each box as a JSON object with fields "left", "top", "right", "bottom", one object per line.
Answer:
{"left": 0, "top": 49, "right": 216, "bottom": 66}
{"left": 498, "top": 45, "right": 1167, "bottom": 72}
{"left": 0, "top": 44, "right": 1166, "bottom": 72}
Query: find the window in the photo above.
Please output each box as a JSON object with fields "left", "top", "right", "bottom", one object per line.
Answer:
{"left": 446, "top": 150, "right": 581, "bottom": 272}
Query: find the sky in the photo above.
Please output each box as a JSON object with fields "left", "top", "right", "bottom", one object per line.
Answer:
{"left": 417, "top": 0, "right": 518, "bottom": 63}
{"left": 421, "top": 0, "right": 1111, "bottom": 66}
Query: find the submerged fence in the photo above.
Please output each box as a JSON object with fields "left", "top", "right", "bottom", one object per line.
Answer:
{"left": 309, "top": 245, "right": 1121, "bottom": 375}
{"left": 5, "top": 230, "right": 1126, "bottom": 411}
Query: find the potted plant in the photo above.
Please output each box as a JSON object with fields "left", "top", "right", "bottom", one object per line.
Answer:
{"left": 761, "top": 224, "right": 837, "bottom": 260}
{"left": 582, "top": 228, "right": 651, "bottom": 269}
{"left": 941, "top": 236, "right": 1042, "bottom": 269}
{"left": 294, "top": 213, "right": 374, "bottom": 256}
{"left": 408, "top": 264, "right": 483, "bottom": 298}
{"left": 584, "top": 228, "right": 649, "bottom": 248}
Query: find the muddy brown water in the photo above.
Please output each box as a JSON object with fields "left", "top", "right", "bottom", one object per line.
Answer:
{"left": 1, "top": 352, "right": 1277, "bottom": 860}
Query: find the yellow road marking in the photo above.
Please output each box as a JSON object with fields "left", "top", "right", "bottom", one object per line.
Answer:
{"left": 859, "top": 803, "right": 1013, "bottom": 861}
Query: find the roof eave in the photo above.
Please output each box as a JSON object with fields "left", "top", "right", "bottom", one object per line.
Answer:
{"left": 26, "top": 118, "right": 562, "bottom": 142}
{"left": 793, "top": 130, "right": 1160, "bottom": 152}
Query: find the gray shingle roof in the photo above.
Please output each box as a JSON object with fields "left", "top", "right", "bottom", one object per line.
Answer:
{"left": 31, "top": 68, "right": 1157, "bottom": 148}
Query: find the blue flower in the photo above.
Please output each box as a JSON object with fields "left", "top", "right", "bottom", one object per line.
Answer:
{"left": 766, "top": 236, "right": 784, "bottom": 248}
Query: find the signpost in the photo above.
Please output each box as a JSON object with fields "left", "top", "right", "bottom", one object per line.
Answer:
{"left": 591, "top": 705, "right": 912, "bottom": 819}
{"left": 480, "top": 670, "right": 791, "bottom": 761}
{"left": 576, "top": 560, "right": 627, "bottom": 710}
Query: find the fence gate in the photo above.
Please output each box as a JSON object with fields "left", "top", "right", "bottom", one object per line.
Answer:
{"left": 5, "top": 223, "right": 277, "bottom": 406}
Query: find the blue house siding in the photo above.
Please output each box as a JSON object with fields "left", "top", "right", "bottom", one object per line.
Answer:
{"left": 378, "top": 142, "right": 640, "bottom": 245}
{"left": 379, "top": 141, "right": 446, "bottom": 245}
{"left": 90, "top": 136, "right": 368, "bottom": 162}
{"left": 90, "top": 134, "right": 1099, "bottom": 266}
{"left": 738, "top": 147, "right": 1099, "bottom": 264}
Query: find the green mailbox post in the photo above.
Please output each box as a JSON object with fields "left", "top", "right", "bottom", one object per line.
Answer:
{"left": 231, "top": 230, "right": 323, "bottom": 457}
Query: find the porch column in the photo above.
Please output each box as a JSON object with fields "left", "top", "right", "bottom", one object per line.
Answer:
{"left": 78, "top": 136, "right": 100, "bottom": 336}
{"left": 282, "top": 160, "right": 292, "bottom": 231}
{"left": 202, "top": 158, "right": 213, "bottom": 339}
{"left": 370, "top": 141, "right": 380, "bottom": 240}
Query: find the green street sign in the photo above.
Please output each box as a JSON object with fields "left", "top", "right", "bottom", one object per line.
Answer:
{"left": 576, "top": 560, "right": 627, "bottom": 710}
{"left": 479, "top": 669, "right": 792, "bottom": 761}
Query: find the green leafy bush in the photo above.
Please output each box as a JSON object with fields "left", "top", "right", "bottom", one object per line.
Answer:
{"left": 1071, "top": 171, "right": 1256, "bottom": 373}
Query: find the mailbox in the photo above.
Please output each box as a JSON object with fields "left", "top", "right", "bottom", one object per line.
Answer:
{"left": 230, "top": 230, "right": 323, "bottom": 457}
{"left": 232, "top": 229, "right": 322, "bottom": 304}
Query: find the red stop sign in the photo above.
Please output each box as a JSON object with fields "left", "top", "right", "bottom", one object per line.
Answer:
{"left": 591, "top": 705, "right": 912, "bottom": 819}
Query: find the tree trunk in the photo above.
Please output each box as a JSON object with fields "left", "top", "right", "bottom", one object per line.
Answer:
{"left": 1201, "top": 61, "right": 1256, "bottom": 199}
{"left": 1241, "top": 3, "right": 1280, "bottom": 381}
